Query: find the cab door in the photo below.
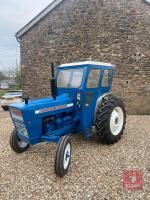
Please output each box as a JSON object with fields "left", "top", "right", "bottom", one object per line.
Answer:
{"left": 81, "top": 68, "right": 102, "bottom": 137}
{"left": 81, "top": 68, "right": 114, "bottom": 137}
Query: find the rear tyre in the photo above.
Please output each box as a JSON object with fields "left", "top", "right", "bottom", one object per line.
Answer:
{"left": 95, "top": 95, "right": 126, "bottom": 144}
{"left": 10, "top": 129, "right": 30, "bottom": 153}
{"left": 55, "top": 136, "right": 71, "bottom": 177}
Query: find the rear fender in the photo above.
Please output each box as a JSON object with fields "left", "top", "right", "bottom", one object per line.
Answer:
{"left": 94, "top": 93, "right": 110, "bottom": 123}
{"left": 94, "top": 93, "right": 122, "bottom": 123}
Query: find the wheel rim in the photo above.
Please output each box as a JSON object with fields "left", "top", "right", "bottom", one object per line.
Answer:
{"left": 18, "top": 139, "right": 28, "bottom": 148}
{"left": 63, "top": 143, "right": 71, "bottom": 170}
{"left": 110, "top": 107, "right": 124, "bottom": 136}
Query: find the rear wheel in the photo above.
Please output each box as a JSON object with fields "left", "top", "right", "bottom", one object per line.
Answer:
{"left": 95, "top": 95, "right": 126, "bottom": 144}
{"left": 10, "top": 129, "right": 30, "bottom": 153}
{"left": 54, "top": 136, "right": 71, "bottom": 177}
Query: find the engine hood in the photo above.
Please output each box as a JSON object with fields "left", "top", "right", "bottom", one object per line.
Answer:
{"left": 9, "top": 93, "right": 74, "bottom": 121}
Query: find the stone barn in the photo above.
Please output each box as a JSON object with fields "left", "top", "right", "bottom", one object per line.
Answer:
{"left": 16, "top": 0, "right": 150, "bottom": 114}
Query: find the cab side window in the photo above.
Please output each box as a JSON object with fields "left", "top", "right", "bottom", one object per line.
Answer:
{"left": 87, "top": 69, "right": 101, "bottom": 88}
{"left": 102, "top": 70, "right": 113, "bottom": 87}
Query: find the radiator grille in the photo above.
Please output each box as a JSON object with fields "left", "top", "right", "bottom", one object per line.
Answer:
{"left": 13, "top": 118, "right": 28, "bottom": 137}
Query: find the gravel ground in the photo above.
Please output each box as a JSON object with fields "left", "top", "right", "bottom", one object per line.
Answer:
{"left": 0, "top": 110, "right": 150, "bottom": 200}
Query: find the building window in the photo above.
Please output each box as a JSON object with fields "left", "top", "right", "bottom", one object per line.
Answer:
{"left": 87, "top": 69, "right": 101, "bottom": 88}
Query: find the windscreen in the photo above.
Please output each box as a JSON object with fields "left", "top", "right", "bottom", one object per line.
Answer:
{"left": 57, "top": 69, "right": 83, "bottom": 88}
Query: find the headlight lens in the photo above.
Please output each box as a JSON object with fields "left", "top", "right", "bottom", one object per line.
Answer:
{"left": 10, "top": 108, "right": 23, "bottom": 121}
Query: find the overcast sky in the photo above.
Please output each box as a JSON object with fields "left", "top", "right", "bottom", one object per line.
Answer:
{"left": 0, "top": 0, "right": 53, "bottom": 71}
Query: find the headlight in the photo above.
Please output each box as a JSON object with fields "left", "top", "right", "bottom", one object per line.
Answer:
{"left": 10, "top": 108, "right": 23, "bottom": 121}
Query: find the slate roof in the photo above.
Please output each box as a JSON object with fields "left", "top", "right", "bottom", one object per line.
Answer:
{"left": 16, "top": 0, "right": 64, "bottom": 39}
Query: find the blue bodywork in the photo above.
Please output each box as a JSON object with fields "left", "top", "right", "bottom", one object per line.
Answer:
{"left": 9, "top": 62, "right": 115, "bottom": 144}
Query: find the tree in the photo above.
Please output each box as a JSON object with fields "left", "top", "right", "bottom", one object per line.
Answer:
{"left": 7, "top": 66, "right": 21, "bottom": 88}
{"left": 0, "top": 71, "right": 5, "bottom": 82}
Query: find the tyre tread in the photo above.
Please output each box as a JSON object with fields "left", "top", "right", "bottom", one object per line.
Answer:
{"left": 95, "top": 95, "right": 127, "bottom": 144}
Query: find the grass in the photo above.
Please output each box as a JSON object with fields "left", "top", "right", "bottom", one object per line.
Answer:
{"left": 0, "top": 90, "right": 6, "bottom": 97}
{"left": 9, "top": 85, "right": 21, "bottom": 91}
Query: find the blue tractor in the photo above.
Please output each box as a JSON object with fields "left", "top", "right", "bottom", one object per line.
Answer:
{"left": 9, "top": 61, "right": 126, "bottom": 177}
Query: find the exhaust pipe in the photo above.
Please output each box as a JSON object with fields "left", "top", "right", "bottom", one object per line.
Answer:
{"left": 50, "top": 63, "right": 57, "bottom": 100}
{"left": 23, "top": 95, "right": 29, "bottom": 105}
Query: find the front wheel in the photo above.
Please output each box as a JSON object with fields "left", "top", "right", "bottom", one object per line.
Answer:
{"left": 54, "top": 136, "right": 71, "bottom": 177}
{"left": 10, "top": 129, "right": 30, "bottom": 153}
{"left": 95, "top": 96, "right": 126, "bottom": 144}
{"left": 2, "top": 106, "right": 9, "bottom": 111}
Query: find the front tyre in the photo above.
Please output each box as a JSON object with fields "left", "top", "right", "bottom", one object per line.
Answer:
{"left": 95, "top": 96, "right": 126, "bottom": 144}
{"left": 10, "top": 129, "right": 30, "bottom": 153}
{"left": 55, "top": 136, "right": 71, "bottom": 177}
{"left": 2, "top": 105, "right": 9, "bottom": 111}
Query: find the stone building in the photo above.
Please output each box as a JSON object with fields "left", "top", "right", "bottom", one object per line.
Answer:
{"left": 16, "top": 0, "right": 150, "bottom": 114}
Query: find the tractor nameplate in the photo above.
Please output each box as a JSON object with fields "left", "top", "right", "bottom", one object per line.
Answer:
{"left": 35, "top": 103, "right": 73, "bottom": 115}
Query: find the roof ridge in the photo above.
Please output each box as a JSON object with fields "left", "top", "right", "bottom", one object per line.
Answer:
{"left": 59, "top": 61, "right": 114, "bottom": 67}
{"left": 16, "top": 0, "right": 64, "bottom": 39}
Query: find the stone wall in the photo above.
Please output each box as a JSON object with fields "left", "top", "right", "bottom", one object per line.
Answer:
{"left": 20, "top": 0, "right": 150, "bottom": 114}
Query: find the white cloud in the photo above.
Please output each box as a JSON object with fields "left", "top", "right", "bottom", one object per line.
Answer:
{"left": 0, "top": 0, "right": 53, "bottom": 70}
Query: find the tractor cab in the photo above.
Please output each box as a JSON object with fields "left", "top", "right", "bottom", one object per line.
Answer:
{"left": 56, "top": 61, "right": 115, "bottom": 137}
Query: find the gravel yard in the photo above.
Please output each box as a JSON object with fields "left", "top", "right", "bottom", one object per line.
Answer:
{"left": 0, "top": 110, "right": 150, "bottom": 200}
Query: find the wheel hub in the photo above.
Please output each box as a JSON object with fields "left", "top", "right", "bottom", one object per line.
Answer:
{"left": 110, "top": 107, "right": 124, "bottom": 136}
{"left": 18, "top": 140, "right": 29, "bottom": 148}
{"left": 65, "top": 151, "right": 70, "bottom": 161}
{"left": 115, "top": 117, "right": 119, "bottom": 124}
{"left": 63, "top": 143, "right": 71, "bottom": 170}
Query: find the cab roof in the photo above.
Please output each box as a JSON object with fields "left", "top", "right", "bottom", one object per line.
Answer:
{"left": 58, "top": 61, "right": 115, "bottom": 69}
